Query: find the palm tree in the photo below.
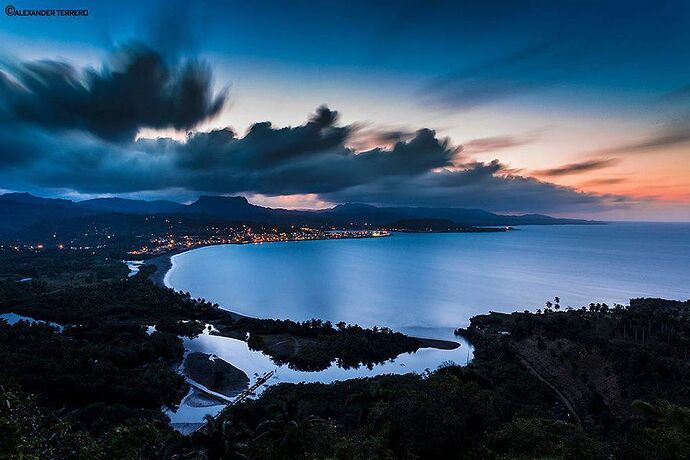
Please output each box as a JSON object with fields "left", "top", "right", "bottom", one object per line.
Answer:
{"left": 252, "top": 399, "right": 330, "bottom": 452}
{"left": 200, "top": 414, "right": 249, "bottom": 459}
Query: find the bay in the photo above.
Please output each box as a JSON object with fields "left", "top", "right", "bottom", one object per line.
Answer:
{"left": 167, "top": 223, "right": 690, "bottom": 331}
{"left": 164, "top": 222, "right": 690, "bottom": 428}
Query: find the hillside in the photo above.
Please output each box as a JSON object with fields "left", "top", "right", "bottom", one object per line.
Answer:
{"left": 0, "top": 192, "right": 598, "bottom": 239}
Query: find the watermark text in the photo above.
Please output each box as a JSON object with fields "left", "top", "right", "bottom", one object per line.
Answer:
{"left": 5, "top": 5, "right": 88, "bottom": 16}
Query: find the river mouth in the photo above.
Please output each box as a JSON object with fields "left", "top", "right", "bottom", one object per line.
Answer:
{"left": 166, "top": 326, "right": 472, "bottom": 432}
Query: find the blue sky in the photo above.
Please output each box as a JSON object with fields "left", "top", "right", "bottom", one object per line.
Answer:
{"left": 1, "top": 0, "right": 689, "bottom": 220}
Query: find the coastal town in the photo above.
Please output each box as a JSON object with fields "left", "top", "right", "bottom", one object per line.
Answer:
{"left": 0, "top": 214, "right": 390, "bottom": 257}
{"left": 128, "top": 226, "right": 390, "bottom": 256}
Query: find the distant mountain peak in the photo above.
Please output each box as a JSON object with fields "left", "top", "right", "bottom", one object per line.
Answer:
{"left": 194, "top": 195, "right": 250, "bottom": 205}
{"left": 0, "top": 192, "right": 72, "bottom": 205}
{"left": 0, "top": 191, "right": 597, "bottom": 238}
{"left": 78, "top": 197, "right": 186, "bottom": 214}
{"left": 1, "top": 192, "right": 33, "bottom": 198}
{"left": 187, "top": 195, "right": 260, "bottom": 217}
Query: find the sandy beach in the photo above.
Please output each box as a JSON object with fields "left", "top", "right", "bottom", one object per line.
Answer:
{"left": 145, "top": 249, "right": 187, "bottom": 287}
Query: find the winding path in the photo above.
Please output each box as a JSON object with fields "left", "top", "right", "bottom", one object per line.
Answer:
{"left": 516, "top": 353, "right": 582, "bottom": 425}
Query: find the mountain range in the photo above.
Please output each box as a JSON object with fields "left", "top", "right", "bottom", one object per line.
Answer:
{"left": 0, "top": 192, "right": 596, "bottom": 237}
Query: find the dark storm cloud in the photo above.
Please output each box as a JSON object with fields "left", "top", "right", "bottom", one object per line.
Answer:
{"left": 0, "top": 100, "right": 619, "bottom": 213}
{"left": 0, "top": 41, "right": 621, "bottom": 214}
{"left": 534, "top": 158, "right": 620, "bottom": 177}
{"left": 347, "top": 126, "right": 418, "bottom": 151}
{"left": 176, "top": 106, "right": 350, "bottom": 171}
{"left": 0, "top": 105, "right": 456, "bottom": 193}
{"left": 320, "top": 165, "right": 616, "bottom": 214}
{"left": 0, "top": 44, "right": 227, "bottom": 141}
{"left": 161, "top": 108, "right": 457, "bottom": 195}
{"left": 0, "top": 98, "right": 623, "bottom": 213}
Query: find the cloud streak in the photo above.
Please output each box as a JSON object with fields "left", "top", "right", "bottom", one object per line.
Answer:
{"left": 593, "top": 118, "right": 690, "bottom": 155}
{"left": 419, "top": 43, "right": 561, "bottom": 110}
{"left": 462, "top": 133, "right": 540, "bottom": 154}
{"left": 579, "top": 177, "right": 627, "bottom": 187}
{"left": 533, "top": 158, "right": 620, "bottom": 177}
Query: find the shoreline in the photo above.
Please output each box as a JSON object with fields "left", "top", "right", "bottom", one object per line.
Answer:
{"left": 145, "top": 235, "right": 390, "bottom": 288}
{"left": 142, "top": 225, "right": 521, "bottom": 288}
{"left": 143, "top": 242, "right": 460, "bottom": 351}
{"left": 146, "top": 248, "right": 188, "bottom": 287}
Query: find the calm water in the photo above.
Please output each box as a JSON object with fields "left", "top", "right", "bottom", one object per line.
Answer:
{"left": 164, "top": 223, "right": 690, "bottom": 426}
{"left": 167, "top": 223, "right": 690, "bottom": 331}
{"left": 0, "top": 313, "right": 63, "bottom": 331}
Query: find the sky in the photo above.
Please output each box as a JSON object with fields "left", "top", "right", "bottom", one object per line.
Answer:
{"left": 0, "top": 0, "right": 689, "bottom": 220}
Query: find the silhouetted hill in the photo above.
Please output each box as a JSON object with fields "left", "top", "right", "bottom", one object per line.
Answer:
{"left": 385, "top": 218, "right": 508, "bottom": 232}
{"left": 0, "top": 193, "right": 94, "bottom": 234}
{"left": 78, "top": 198, "right": 186, "bottom": 214}
{"left": 186, "top": 195, "right": 264, "bottom": 217}
{"left": 319, "top": 203, "right": 589, "bottom": 226}
{"left": 0, "top": 192, "right": 597, "bottom": 238}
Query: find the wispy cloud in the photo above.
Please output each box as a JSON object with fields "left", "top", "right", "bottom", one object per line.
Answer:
{"left": 592, "top": 118, "right": 690, "bottom": 155}
{"left": 533, "top": 158, "right": 620, "bottom": 177}
{"left": 462, "top": 132, "right": 541, "bottom": 154}
{"left": 417, "top": 35, "right": 598, "bottom": 111}
{"left": 579, "top": 177, "right": 628, "bottom": 187}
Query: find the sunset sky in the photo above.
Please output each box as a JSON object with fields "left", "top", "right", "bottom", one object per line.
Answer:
{"left": 1, "top": 0, "right": 689, "bottom": 220}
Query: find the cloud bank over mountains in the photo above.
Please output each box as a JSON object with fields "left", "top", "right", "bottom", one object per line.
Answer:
{"left": 0, "top": 43, "right": 623, "bottom": 214}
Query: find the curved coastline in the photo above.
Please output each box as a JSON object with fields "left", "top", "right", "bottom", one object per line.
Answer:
{"left": 147, "top": 250, "right": 178, "bottom": 287}
{"left": 146, "top": 242, "right": 460, "bottom": 350}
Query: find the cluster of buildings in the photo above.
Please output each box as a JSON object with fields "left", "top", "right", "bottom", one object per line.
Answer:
{"left": 1, "top": 223, "right": 390, "bottom": 256}
{"left": 127, "top": 227, "right": 390, "bottom": 256}
{"left": 0, "top": 243, "right": 106, "bottom": 252}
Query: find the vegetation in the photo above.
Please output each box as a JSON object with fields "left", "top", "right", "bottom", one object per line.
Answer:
{"left": 0, "top": 318, "right": 192, "bottom": 459}
{"left": 232, "top": 317, "right": 422, "bottom": 371}
{"left": 2, "top": 266, "right": 424, "bottom": 372}
{"left": 2, "top": 244, "right": 689, "bottom": 459}
{"left": 0, "top": 320, "right": 187, "bottom": 410}
{"left": 0, "top": 249, "right": 128, "bottom": 298}
{"left": 0, "top": 381, "right": 193, "bottom": 459}
{"left": 186, "top": 298, "right": 690, "bottom": 459}
{"left": 184, "top": 352, "right": 249, "bottom": 395}
{"left": 194, "top": 350, "right": 594, "bottom": 459}
{"left": 454, "top": 297, "right": 690, "bottom": 459}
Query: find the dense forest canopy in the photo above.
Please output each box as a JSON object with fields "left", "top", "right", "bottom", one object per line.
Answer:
{"left": 1, "top": 249, "right": 689, "bottom": 458}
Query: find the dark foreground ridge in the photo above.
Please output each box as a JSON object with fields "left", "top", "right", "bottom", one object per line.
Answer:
{"left": 1, "top": 250, "right": 688, "bottom": 459}
{"left": 188, "top": 298, "right": 690, "bottom": 459}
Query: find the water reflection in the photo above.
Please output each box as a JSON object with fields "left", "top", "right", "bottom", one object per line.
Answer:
{"left": 166, "top": 327, "right": 472, "bottom": 427}
{"left": 0, "top": 312, "right": 64, "bottom": 331}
